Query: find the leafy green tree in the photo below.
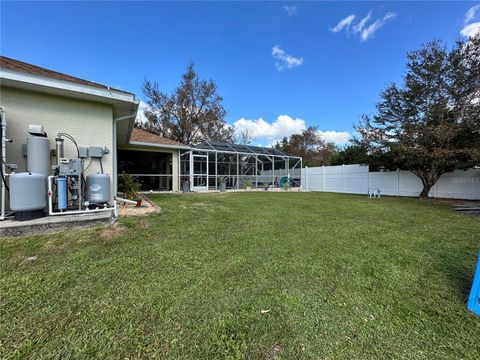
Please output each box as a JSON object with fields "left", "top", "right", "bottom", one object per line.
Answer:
{"left": 355, "top": 35, "right": 480, "bottom": 198}
{"left": 330, "top": 144, "right": 399, "bottom": 171}
{"left": 141, "top": 63, "right": 234, "bottom": 145}
{"left": 275, "top": 126, "right": 337, "bottom": 166}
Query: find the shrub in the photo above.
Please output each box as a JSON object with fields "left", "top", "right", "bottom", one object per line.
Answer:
{"left": 118, "top": 172, "right": 141, "bottom": 200}
{"left": 243, "top": 179, "right": 253, "bottom": 188}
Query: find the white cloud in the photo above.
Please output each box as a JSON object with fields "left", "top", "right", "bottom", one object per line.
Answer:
{"left": 233, "top": 115, "right": 351, "bottom": 146}
{"left": 330, "top": 14, "right": 356, "bottom": 33}
{"left": 272, "top": 45, "right": 304, "bottom": 70}
{"left": 282, "top": 5, "right": 298, "bottom": 16}
{"left": 461, "top": 4, "right": 480, "bottom": 38}
{"left": 353, "top": 11, "right": 372, "bottom": 34}
{"left": 136, "top": 100, "right": 148, "bottom": 123}
{"left": 318, "top": 130, "right": 351, "bottom": 144}
{"left": 360, "top": 12, "right": 396, "bottom": 41}
{"left": 464, "top": 4, "right": 480, "bottom": 23}
{"left": 461, "top": 22, "right": 480, "bottom": 37}
{"left": 331, "top": 11, "right": 396, "bottom": 41}
{"left": 234, "top": 115, "right": 306, "bottom": 144}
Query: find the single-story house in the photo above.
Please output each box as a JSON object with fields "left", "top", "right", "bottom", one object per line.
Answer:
{"left": 0, "top": 56, "right": 302, "bottom": 213}
{"left": 0, "top": 56, "right": 139, "bottom": 202}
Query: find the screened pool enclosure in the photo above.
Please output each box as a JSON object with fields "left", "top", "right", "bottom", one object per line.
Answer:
{"left": 181, "top": 142, "right": 302, "bottom": 191}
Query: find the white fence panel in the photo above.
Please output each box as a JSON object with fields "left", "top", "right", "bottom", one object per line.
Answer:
{"left": 324, "top": 165, "right": 343, "bottom": 193}
{"left": 368, "top": 171, "right": 400, "bottom": 196}
{"left": 398, "top": 172, "right": 423, "bottom": 197}
{"left": 433, "top": 169, "right": 480, "bottom": 199}
{"left": 302, "top": 165, "right": 480, "bottom": 200}
{"left": 302, "top": 167, "right": 323, "bottom": 191}
{"left": 343, "top": 165, "right": 369, "bottom": 194}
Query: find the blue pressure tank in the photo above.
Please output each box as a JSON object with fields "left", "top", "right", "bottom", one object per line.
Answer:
{"left": 57, "top": 176, "right": 67, "bottom": 210}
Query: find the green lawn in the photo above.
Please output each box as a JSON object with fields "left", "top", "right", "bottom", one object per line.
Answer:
{"left": 1, "top": 193, "right": 479, "bottom": 359}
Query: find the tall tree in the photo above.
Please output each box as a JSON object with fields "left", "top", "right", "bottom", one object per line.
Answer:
{"left": 141, "top": 63, "right": 234, "bottom": 145}
{"left": 331, "top": 145, "right": 370, "bottom": 166}
{"left": 355, "top": 35, "right": 480, "bottom": 198}
{"left": 275, "top": 126, "right": 337, "bottom": 166}
{"left": 236, "top": 128, "right": 253, "bottom": 145}
{"left": 330, "top": 143, "right": 399, "bottom": 171}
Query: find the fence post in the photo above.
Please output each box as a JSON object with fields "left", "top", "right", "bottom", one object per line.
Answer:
{"left": 237, "top": 153, "right": 239, "bottom": 190}
{"left": 305, "top": 166, "right": 308, "bottom": 190}
{"left": 342, "top": 164, "right": 345, "bottom": 193}
{"left": 322, "top": 166, "right": 325, "bottom": 192}
{"left": 397, "top": 169, "right": 400, "bottom": 197}
{"left": 367, "top": 164, "right": 370, "bottom": 195}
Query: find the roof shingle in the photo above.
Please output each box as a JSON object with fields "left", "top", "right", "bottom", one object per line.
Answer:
{"left": 130, "top": 128, "right": 188, "bottom": 147}
{"left": 0, "top": 56, "right": 131, "bottom": 94}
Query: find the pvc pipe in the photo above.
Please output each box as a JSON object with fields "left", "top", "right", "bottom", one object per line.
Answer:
{"left": 1, "top": 107, "right": 7, "bottom": 221}
{"left": 55, "top": 138, "right": 64, "bottom": 166}
{"left": 115, "top": 196, "right": 138, "bottom": 205}
{"left": 113, "top": 113, "right": 137, "bottom": 200}
{"left": 48, "top": 206, "right": 114, "bottom": 217}
{"left": 48, "top": 176, "right": 54, "bottom": 215}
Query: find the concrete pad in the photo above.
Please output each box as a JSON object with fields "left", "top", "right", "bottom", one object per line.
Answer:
{"left": 0, "top": 211, "right": 114, "bottom": 237}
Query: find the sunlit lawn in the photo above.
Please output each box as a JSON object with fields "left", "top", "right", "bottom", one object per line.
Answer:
{"left": 1, "top": 192, "right": 479, "bottom": 359}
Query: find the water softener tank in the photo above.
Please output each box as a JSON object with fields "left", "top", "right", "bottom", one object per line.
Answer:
{"left": 86, "top": 173, "right": 110, "bottom": 204}
{"left": 9, "top": 172, "right": 47, "bottom": 211}
{"left": 27, "top": 136, "right": 51, "bottom": 176}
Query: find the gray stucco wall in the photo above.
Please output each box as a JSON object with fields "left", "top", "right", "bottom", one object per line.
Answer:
{"left": 1, "top": 86, "right": 115, "bottom": 205}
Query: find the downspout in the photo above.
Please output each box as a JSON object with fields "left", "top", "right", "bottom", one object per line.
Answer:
{"left": 113, "top": 113, "right": 137, "bottom": 198}
{"left": 1, "top": 107, "right": 6, "bottom": 220}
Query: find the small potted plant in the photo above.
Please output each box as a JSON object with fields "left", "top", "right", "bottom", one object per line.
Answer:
{"left": 218, "top": 176, "right": 227, "bottom": 192}
{"left": 181, "top": 177, "right": 191, "bottom": 193}
{"left": 243, "top": 179, "right": 253, "bottom": 191}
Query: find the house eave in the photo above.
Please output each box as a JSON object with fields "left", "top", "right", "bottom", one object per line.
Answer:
{"left": 0, "top": 68, "right": 136, "bottom": 105}
{"left": 128, "top": 140, "right": 192, "bottom": 150}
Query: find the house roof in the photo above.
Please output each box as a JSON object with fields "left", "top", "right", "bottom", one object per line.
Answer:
{"left": 0, "top": 56, "right": 132, "bottom": 95}
{"left": 130, "top": 128, "right": 189, "bottom": 148}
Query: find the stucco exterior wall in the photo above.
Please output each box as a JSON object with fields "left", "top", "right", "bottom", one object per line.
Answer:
{"left": 118, "top": 144, "right": 180, "bottom": 192}
{"left": 0, "top": 86, "right": 115, "bottom": 203}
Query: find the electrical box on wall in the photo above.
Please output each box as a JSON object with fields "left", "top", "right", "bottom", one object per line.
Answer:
{"left": 79, "top": 147, "right": 88, "bottom": 158}
{"left": 88, "top": 146, "right": 103, "bottom": 158}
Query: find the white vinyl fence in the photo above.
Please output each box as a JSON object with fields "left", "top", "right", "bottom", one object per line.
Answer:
{"left": 301, "top": 165, "right": 480, "bottom": 200}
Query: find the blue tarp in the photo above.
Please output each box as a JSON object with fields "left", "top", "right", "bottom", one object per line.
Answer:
{"left": 467, "top": 250, "right": 480, "bottom": 317}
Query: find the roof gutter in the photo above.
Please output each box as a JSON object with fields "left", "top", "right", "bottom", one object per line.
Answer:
{"left": 129, "top": 140, "right": 192, "bottom": 150}
{"left": 0, "top": 68, "right": 135, "bottom": 103}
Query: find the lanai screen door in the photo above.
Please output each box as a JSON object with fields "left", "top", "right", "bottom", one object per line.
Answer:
{"left": 192, "top": 154, "right": 208, "bottom": 191}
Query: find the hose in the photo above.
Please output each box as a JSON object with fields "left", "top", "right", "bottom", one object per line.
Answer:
{"left": 279, "top": 176, "right": 291, "bottom": 188}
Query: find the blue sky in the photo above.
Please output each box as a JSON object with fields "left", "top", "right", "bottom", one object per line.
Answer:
{"left": 2, "top": 1, "right": 479, "bottom": 146}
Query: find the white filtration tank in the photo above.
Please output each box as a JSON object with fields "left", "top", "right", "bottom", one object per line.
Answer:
{"left": 27, "top": 136, "right": 51, "bottom": 176}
